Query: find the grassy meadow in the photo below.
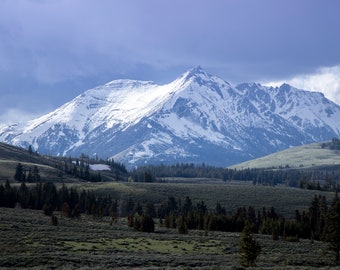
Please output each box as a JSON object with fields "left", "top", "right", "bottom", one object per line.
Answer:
{"left": 67, "top": 180, "right": 336, "bottom": 218}
{"left": 0, "top": 207, "right": 337, "bottom": 269}
{"left": 1, "top": 180, "right": 339, "bottom": 269}
{"left": 1, "top": 141, "right": 340, "bottom": 268}
{"left": 229, "top": 142, "right": 340, "bottom": 170}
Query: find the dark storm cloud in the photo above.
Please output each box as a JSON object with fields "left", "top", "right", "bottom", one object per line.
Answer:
{"left": 0, "top": 0, "right": 340, "bottom": 122}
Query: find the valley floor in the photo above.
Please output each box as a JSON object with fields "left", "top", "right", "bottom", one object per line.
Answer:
{"left": 0, "top": 207, "right": 337, "bottom": 269}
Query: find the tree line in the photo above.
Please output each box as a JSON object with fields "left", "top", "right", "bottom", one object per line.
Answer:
{"left": 14, "top": 155, "right": 129, "bottom": 183}
{"left": 19, "top": 145, "right": 340, "bottom": 190}
{"left": 54, "top": 155, "right": 127, "bottom": 182}
{"left": 0, "top": 180, "right": 339, "bottom": 263}
{"left": 131, "top": 163, "right": 340, "bottom": 190}
{"left": 321, "top": 138, "right": 340, "bottom": 150}
{"left": 146, "top": 194, "right": 340, "bottom": 263}
{"left": 0, "top": 181, "right": 117, "bottom": 218}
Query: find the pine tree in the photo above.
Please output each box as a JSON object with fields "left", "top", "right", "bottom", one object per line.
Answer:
{"left": 0, "top": 184, "right": 5, "bottom": 207}
{"left": 323, "top": 193, "right": 340, "bottom": 264}
{"left": 43, "top": 203, "right": 54, "bottom": 216}
{"left": 51, "top": 214, "right": 58, "bottom": 226}
{"left": 177, "top": 214, "right": 188, "bottom": 234}
{"left": 134, "top": 201, "right": 143, "bottom": 215}
{"left": 32, "top": 166, "right": 41, "bottom": 182}
{"left": 239, "top": 221, "right": 261, "bottom": 267}
{"left": 72, "top": 203, "right": 81, "bottom": 218}
{"left": 17, "top": 182, "right": 29, "bottom": 208}
{"left": 61, "top": 202, "right": 71, "bottom": 217}
{"left": 145, "top": 201, "right": 156, "bottom": 217}
{"left": 139, "top": 214, "right": 155, "bottom": 233}
{"left": 131, "top": 214, "right": 155, "bottom": 232}
{"left": 14, "top": 163, "right": 25, "bottom": 182}
{"left": 26, "top": 168, "right": 33, "bottom": 182}
{"left": 4, "top": 180, "right": 16, "bottom": 208}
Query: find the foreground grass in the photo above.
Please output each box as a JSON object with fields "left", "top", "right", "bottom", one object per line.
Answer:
{"left": 0, "top": 207, "right": 337, "bottom": 269}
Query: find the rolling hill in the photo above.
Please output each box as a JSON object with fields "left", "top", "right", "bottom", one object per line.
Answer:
{"left": 228, "top": 140, "right": 340, "bottom": 170}
{"left": 0, "top": 142, "right": 64, "bottom": 182}
{"left": 0, "top": 142, "right": 121, "bottom": 182}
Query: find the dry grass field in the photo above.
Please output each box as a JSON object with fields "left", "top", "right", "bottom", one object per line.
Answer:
{"left": 1, "top": 142, "right": 340, "bottom": 269}
{"left": 67, "top": 181, "right": 335, "bottom": 219}
{"left": 0, "top": 207, "right": 337, "bottom": 269}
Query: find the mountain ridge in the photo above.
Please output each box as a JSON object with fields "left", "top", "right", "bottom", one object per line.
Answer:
{"left": 1, "top": 67, "right": 340, "bottom": 168}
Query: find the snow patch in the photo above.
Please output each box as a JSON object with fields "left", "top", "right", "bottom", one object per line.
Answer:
{"left": 89, "top": 164, "right": 111, "bottom": 171}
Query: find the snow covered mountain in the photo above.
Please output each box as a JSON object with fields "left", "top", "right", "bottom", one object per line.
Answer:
{"left": 1, "top": 66, "right": 340, "bottom": 168}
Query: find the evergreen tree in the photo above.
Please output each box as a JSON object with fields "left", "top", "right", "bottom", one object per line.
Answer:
{"left": 145, "top": 201, "right": 156, "bottom": 217}
{"left": 72, "top": 203, "right": 81, "bottom": 218}
{"left": 139, "top": 214, "right": 155, "bottom": 232}
{"left": 239, "top": 221, "right": 261, "bottom": 267}
{"left": 43, "top": 203, "right": 54, "bottom": 216}
{"left": 61, "top": 202, "right": 71, "bottom": 217}
{"left": 158, "top": 196, "right": 178, "bottom": 218}
{"left": 0, "top": 184, "right": 4, "bottom": 207}
{"left": 109, "top": 199, "right": 118, "bottom": 218}
{"left": 17, "top": 182, "right": 29, "bottom": 208}
{"left": 182, "top": 196, "right": 193, "bottom": 215}
{"left": 177, "top": 214, "right": 188, "bottom": 234}
{"left": 4, "top": 180, "right": 16, "bottom": 208}
{"left": 131, "top": 214, "right": 155, "bottom": 232}
{"left": 26, "top": 168, "right": 33, "bottom": 182}
{"left": 32, "top": 166, "right": 41, "bottom": 182}
{"left": 84, "top": 165, "right": 90, "bottom": 181}
{"left": 14, "top": 163, "right": 25, "bottom": 182}
{"left": 143, "top": 171, "right": 153, "bottom": 182}
{"left": 215, "top": 202, "right": 226, "bottom": 215}
{"left": 51, "top": 214, "right": 58, "bottom": 226}
{"left": 323, "top": 193, "right": 340, "bottom": 264}
{"left": 125, "top": 197, "right": 135, "bottom": 216}
{"left": 164, "top": 212, "right": 176, "bottom": 229}
{"left": 134, "top": 201, "right": 143, "bottom": 215}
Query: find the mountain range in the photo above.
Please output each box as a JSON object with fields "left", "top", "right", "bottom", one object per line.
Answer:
{"left": 1, "top": 66, "right": 340, "bottom": 168}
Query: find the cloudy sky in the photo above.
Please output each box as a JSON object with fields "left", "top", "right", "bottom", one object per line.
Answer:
{"left": 1, "top": 0, "right": 340, "bottom": 124}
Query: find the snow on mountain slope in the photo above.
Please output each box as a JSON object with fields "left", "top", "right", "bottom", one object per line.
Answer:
{"left": 0, "top": 78, "right": 187, "bottom": 155}
{"left": 1, "top": 66, "right": 340, "bottom": 167}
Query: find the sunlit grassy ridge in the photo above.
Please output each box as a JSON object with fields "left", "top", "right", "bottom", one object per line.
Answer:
{"left": 229, "top": 141, "right": 340, "bottom": 170}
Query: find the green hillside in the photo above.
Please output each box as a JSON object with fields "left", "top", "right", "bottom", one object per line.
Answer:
{"left": 229, "top": 141, "right": 340, "bottom": 170}
{"left": 0, "top": 142, "right": 63, "bottom": 182}
{"left": 0, "top": 142, "right": 50, "bottom": 163}
{"left": 0, "top": 142, "right": 122, "bottom": 182}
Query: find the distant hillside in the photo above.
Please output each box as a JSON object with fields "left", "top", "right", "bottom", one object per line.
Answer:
{"left": 0, "top": 142, "right": 64, "bottom": 182}
{"left": 228, "top": 140, "right": 340, "bottom": 170}
{"left": 0, "top": 142, "right": 50, "bottom": 163}
{"left": 0, "top": 142, "right": 125, "bottom": 183}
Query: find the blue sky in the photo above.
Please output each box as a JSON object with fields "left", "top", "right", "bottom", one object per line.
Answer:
{"left": 1, "top": 0, "right": 340, "bottom": 123}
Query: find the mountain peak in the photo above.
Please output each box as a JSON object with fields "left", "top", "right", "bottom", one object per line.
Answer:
{"left": 104, "top": 79, "right": 155, "bottom": 88}
{"left": 279, "top": 83, "right": 293, "bottom": 91}
{"left": 180, "top": 66, "right": 211, "bottom": 82}
{"left": 189, "top": 65, "right": 206, "bottom": 74}
{"left": 1, "top": 68, "right": 340, "bottom": 168}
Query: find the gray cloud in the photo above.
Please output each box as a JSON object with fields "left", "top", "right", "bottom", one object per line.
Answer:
{"left": 0, "top": 0, "right": 340, "bottom": 121}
